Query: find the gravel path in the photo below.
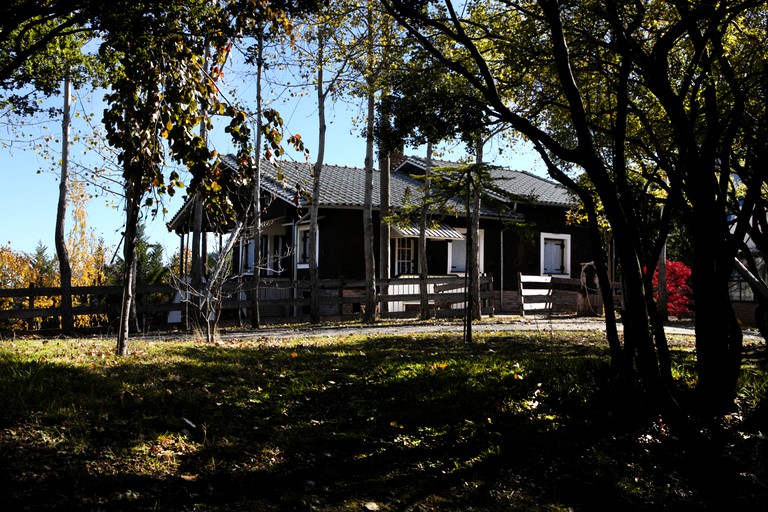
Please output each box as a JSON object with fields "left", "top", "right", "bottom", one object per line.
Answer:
{"left": 213, "top": 314, "right": 765, "bottom": 343}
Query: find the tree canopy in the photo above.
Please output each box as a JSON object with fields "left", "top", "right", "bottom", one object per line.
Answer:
{"left": 382, "top": 0, "right": 768, "bottom": 416}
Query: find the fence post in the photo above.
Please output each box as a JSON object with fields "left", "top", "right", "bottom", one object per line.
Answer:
{"left": 27, "top": 283, "right": 35, "bottom": 330}
{"left": 488, "top": 275, "right": 495, "bottom": 318}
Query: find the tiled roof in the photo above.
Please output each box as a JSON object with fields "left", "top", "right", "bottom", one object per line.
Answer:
{"left": 168, "top": 153, "right": 572, "bottom": 232}
{"left": 221, "top": 154, "right": 519, "bottom": 220}
{"left": 397, "top": 156, "right": 575, "bottom": 208}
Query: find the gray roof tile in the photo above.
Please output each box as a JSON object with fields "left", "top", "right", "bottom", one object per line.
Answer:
{"left": 170, "top": 154, "right": 571, "bottom": 232}
{"left": 398, "top": 156, "right": 575, "bottom": 207}
{"left": 232, "top": 155, "right": 518, "bottom": 219}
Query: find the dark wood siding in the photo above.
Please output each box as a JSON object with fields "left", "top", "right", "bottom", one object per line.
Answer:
{"left": 318, "top": 209, "right": 367, "bottom": 279}
{"left": 427, "top": 240, "right": 449, "bottom": 274}
{"left": 477, "top": 206, "right": 593, "bottom": 290}
{"left": 260, "top": 197, "right": 592, "bottom": 292}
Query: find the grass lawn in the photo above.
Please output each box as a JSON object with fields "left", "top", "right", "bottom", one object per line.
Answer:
{"left": 0, "top": 329, "right": 766, "bottom": 511}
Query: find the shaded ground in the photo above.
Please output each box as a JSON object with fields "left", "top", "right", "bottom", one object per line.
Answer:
{"left": 0, "top": 326, "right": 766, "bottom": 511}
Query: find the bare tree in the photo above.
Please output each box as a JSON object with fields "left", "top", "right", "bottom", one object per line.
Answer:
{"left": 55, "top": 76, "right": 74, "bottom": 334}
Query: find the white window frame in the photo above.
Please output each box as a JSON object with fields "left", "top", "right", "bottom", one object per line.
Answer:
{"left": 540, "top": 232, "right": 571, "bottom": 276}
{"left": 395, "top": 237, "right": 416, "bottom": 275}
{"left": 296, "top": 224, "right": 317, "bottom": 270}
{"left": 447, "top": 228, "right": 484, "bottom": 274}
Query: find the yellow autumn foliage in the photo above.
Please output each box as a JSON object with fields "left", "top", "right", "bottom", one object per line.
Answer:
{"left": 66, "top": 181, "right": 110, "bottom": 327}
{"left": 1, "top": 181, "right": 115, "bottom": 330}
{"left": 0, "top": 242, "right": 64, "bottom": 329}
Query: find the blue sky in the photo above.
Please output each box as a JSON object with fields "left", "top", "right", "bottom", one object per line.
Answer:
{"left": 0, "top": 90, "right": 378, "bottom": 258}
{"left": 0, "top": 62, "right": 545, "bottom": 261}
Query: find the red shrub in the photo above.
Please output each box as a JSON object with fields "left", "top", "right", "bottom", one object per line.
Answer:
{"left": 652, "top": 260, "right": 692, "bottom": 317}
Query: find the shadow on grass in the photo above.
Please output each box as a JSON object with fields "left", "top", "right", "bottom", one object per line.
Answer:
{"left": 0, "top": 332, "right": 766, "bottom": 511}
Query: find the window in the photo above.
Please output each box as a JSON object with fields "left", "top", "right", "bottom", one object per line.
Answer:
{"left": 540, "top": 232, "right": 571, "bottom": 275}
{"left": 243, "top": 240, "right": 255, "bottom": 273}
{"left": 447, "top": 228, "right": 484, "bottom": 274}
{"left": 296, "top": 225, "right": 316, "bottom": 269}
{"left": 395, "top": 237, "right": 416, "bottom": 275}
{"left": 450, "top": 236, "right": 467, "bottom": 272}
{"left": 271, "top": 235, "right": 288, "bottom": 275}
{"left": 259, "top": 235, "right": 269, "bottom": 275}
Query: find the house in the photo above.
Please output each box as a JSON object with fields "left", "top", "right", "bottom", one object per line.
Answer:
{"left": 167, "top": 154, "right": 592, "bottom": 316}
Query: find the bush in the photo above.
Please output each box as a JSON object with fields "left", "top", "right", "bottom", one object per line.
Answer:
{"left": 653, "top": 260, "right": 692, "bottom": 317}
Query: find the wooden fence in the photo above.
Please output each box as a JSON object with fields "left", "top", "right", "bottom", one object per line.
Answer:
{"left": 0, "top": 276, "right": 495, "bottom": 334}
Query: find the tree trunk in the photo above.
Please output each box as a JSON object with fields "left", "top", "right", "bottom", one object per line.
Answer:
{"left": 418, "top": 141, "right": 432, "bottom": 320}
{"left": 309, "top": 30, "right": 326, "bottom": 324}
{"left": 361, "top": 5, "right": 377, "bottom": 324}
{"left": 470, "top": 186, "right": 481, "bottom": 321}
{"left": 378, "top": 143, "right": 391, "bottom": 312}
{"left": 690, "top": 200, "right": 742, "bottom": 414}
{"left": 190, "top": 196, "right": 204, "bottom": 325}
{"left": 251, "top": 169, "right": 262, "bottom": 328}
{"left": 470, "top": 139, "right": 483, "bottom": 322}
{"left": 251, "top": 27, "right": 264, "bottom": 329}
{"left": 531, "top": 140, "right": 623, "bottom": 365}
{"left": 463, "top": 166, "right": 476, "bottom": 343}
{"left": 129, "top": 256, "right": 140, "bottom": 333}
{"left": 611, "top": 222, "right": 679, "bottom": 414}
{"left": 201, "top": 220, "right": 246, "bottom": 342}
{"left": 657, "top": 245, "right": 668, "bottom": 318}
{"left": 116, "top": 180, "right": 141, "bottom": 356}
{"left": 55, "top": 76, "right": 74, "bottom": 335}
{"left": 585, "top": 204, "right": 622, "bottom": 366}
{"left": 362, "top": 86, "right": 377, "bottom": 324}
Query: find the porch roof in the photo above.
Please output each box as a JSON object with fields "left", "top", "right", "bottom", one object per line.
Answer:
{"left": 391, "top": 222, "right": 465, "bottom": 240}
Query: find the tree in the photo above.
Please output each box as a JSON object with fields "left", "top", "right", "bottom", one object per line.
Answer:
{"left": 276, "top": 2, "right": 363, "bottom": 323}
{"left": 28, "top": 242, "right": 59, "bottom": 329}
{"left": 603, "top": 1, "right": 768, "bottom": 413}
{"left": 378, "top": 1, "right": 669, "bottom": 417}
{"left": 1, "top": 3, "right": 105, "bottom": 336}
{"left": 383, "top": 0, "right": 768, "bottom": 416}
{"left": 99, "top": 1, "right": 256, "bottom": 355}
{"left": 376, "top": 40, "right": 492, "bottom": 331}
{"left": 342, "top": 1, "right": 406, "bottom": 324}
{"left": 308, "top": 19, "right": 329, "bottom": 324}
{"left": 1, "top": 1, "right": 320, "bottom": 346}
{"left": 67, "top": 199, "right": 110, "bottom": 329}
{"left": 0, "top": 1, "right": 92, "bottom": 112}
{"left": 106, "top": 223, "right": 168, "bottom": 331}
{"left": 419, "top": 142, "right": 434, "bottom": 320}
{"left": 359, "top": 1, "right": 380, "bottom": 324}
{"left": 55, "top": 76, "right": 74, "bottom": 334}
